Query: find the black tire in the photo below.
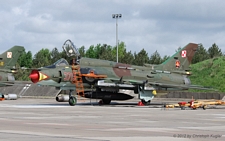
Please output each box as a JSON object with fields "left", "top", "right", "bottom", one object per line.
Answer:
{"left": 203, "top": 105, "right": 206, "bottom": 110}
{"left": 181, "top": 106, "right": 185, "bottom": 110}
{"left": 69, "top": 96, "right": 77, "bottom": 106}
{"left": 141, "top": 99, "right": 151, "bottom": 105}
{"left": 102, "top": 99, "right": 111, "bottom": 104}
{"left": 134, "top": 87, "right": 138, "bottom": 94}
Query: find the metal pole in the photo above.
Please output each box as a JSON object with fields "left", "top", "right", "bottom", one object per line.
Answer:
{"left": 116, "top": 18, "right": 118, "bottom": 63}
{"left": 112, "top": 14, "right": 122, "bottom": 63}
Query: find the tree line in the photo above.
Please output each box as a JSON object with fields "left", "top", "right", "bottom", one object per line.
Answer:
{"left": 15, "top": 42, "right": 223, "bottom": 80}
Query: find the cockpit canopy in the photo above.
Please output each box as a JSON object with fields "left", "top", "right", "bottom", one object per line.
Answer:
{"left": 44, "top": 58, "right": 69, "bottom": 68}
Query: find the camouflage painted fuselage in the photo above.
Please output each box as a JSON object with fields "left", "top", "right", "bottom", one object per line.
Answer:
{"left": 36, "top": 57, "right": 191, "bottom": 92}
{"left": 79, "top": 57, "right": 191, "bottom": 89}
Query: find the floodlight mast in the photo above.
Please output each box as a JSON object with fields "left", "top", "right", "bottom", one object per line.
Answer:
{"left": 112, "top": 14, "right": 122, "bottom": 63}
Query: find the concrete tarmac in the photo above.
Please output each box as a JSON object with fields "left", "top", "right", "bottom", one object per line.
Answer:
{"left": 0, "top": 98, "right": 225, "bottom": 141}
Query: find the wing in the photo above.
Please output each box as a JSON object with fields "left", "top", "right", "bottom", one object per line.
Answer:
{"left": 37, "top": 80, "right": 75, "bottom": 87}
{"left": 93, "top": 74, "right": 216, "bottom": 91}
{"left": 0, "top": 81, "right": 32, "bottom": 87}
{"left": 0, "top": 69, "right": 17, "bottom": 73}
{"left": 37, "top": 80, "right": 91, "bottom": 90}
{"left": 104, "top": 76, "right": 148, "bottom": 85}
{"left": 0, "top": 81, "right": 15, "bottom": 87}
{"left": 147, "top": 82, "right": 217, "bottom": 91}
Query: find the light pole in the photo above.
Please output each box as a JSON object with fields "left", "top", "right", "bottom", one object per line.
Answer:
{"left": 112, "top": 14, "right": 122, "bottom": 63}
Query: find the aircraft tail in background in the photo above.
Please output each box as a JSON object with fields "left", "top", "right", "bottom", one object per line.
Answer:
{"left": 0, "top": 46, "right": 25, "bottom": 70}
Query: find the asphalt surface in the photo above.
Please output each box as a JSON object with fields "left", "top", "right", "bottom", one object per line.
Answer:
{"left": 0, "top": 98, "right": 225, "bottom": 141}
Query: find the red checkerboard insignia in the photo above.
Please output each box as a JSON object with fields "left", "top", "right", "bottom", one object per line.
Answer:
{"left": 7, "top": 52, "right": 12, "bottom": 58}
{"left": 181, "top": 50, "right": 186, "bottom": 58}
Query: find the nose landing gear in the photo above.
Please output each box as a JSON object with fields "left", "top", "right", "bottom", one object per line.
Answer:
{"left": 69, "top": 96, "right": 77, "bottom": 106}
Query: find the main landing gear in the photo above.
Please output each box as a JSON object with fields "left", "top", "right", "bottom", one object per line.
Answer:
{"left": 138, "top": 99, "right": 151, "bottom": 106}
{"left": 98, "top": 99, "right": 111, "bottom": 105}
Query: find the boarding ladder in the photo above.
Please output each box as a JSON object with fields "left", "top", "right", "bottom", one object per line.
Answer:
{"left": 71, "top": 64, "right": 84, "bottom": 97}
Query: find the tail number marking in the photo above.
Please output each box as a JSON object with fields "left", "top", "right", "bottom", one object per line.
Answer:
{"left": 64, "top": 72, "right": 73, "bottom": 81}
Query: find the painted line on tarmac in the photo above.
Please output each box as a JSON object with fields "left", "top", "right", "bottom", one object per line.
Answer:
{"left": 26, "top": 122, "right": 72, "bottom": 126}
{"left": 0, "top": 104, "right": 69, "bottom": 108}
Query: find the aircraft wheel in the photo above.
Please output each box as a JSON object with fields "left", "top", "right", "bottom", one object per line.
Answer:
{"left": 102, "top": 99, "right": 111, "bottom": 104}
{"left": 98, "top": 100, "right": 103, "bottom": 105}
{"left": 69, "top": 96, "right": 77, "bottom": 106}
{"left": 134, "top": 87, "right": 138, "bottom": 94}
{"left": 141, "top": 99, "right": 151, "bottom": 105}
{"left": 203, "top": 105, "right": 207, "bottom": 110}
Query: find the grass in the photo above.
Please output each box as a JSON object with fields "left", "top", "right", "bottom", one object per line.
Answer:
{"left": 189, "top": 56, "right": 225, "bottom": 92}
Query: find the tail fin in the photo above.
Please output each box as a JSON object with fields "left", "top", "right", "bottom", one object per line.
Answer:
{"left": 0, "top": 46, "right": 25, "bottom": 69}
{"left": 155, "top": 43, "right": 198, "bottom": 71}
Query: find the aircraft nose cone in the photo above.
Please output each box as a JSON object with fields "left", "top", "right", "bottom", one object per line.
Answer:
{"left": 29, "top": 70, "right": 40, "bottom": 83}
{"left": 29, "top": 73, "right": 38, "bottom": 80}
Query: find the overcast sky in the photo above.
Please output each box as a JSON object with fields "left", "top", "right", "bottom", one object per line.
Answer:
{"left": 1, "top": 0, "right": 225, "bottom": 58}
